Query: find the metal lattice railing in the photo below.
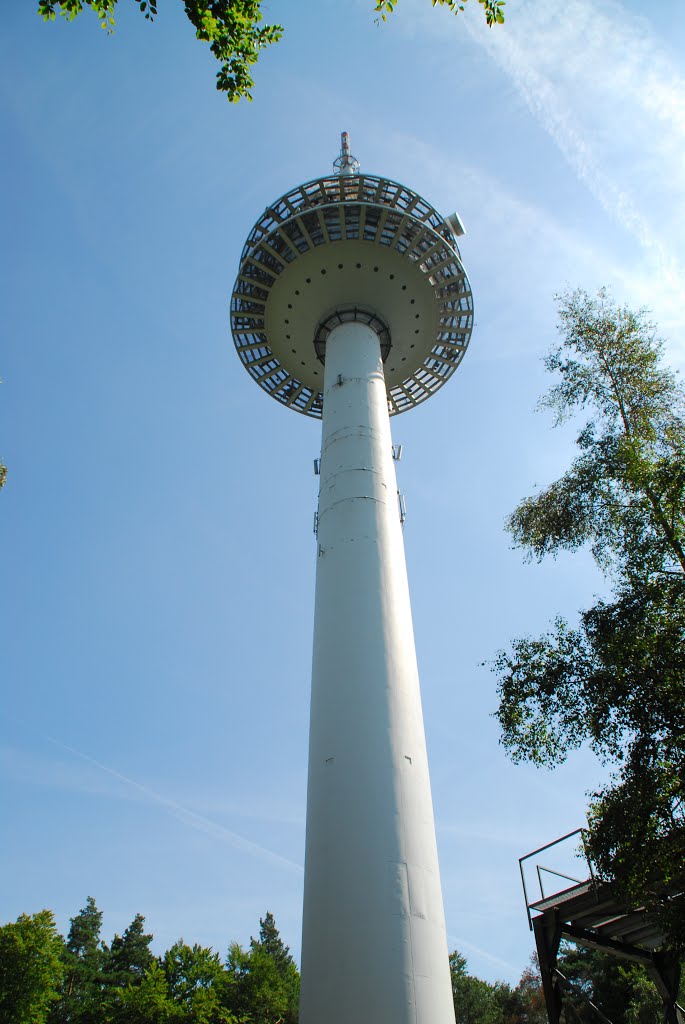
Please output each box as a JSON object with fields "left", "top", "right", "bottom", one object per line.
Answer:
{"left": 231, "top": 174, "right": 474, "bottom": 418}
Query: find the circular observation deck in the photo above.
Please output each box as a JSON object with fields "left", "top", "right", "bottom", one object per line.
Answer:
{"left": 230, "top": 173, "right": 474, "bottom": 417}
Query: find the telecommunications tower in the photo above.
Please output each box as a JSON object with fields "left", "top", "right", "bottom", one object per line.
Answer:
{"left": 231, "top": 134, "right": 474, "bottom": 1024}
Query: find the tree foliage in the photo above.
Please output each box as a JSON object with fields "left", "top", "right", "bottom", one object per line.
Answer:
{"left": 1, "top": 901, "right": 679, "bottom": 1024}
{"left": 107, "top": 913, "right": 155, "bottom": 986}
{"left": 0, "top": 911, "right": 65, "bottom": 1024}
{"left": 552, "top": 943, "right": 685, "bottom": 1024}
{"left": 450, "top": 945, "right": 683, "bottom": 1024}
{"left": 51, "top": 896, "right": 106, "bottom": 1024}
{"left": 37, "top": 0, "right": 282, "bottom": 102}
{"left": 161, "top": 939, "right": 231, "bottom": 1023}
{"left": 450, "top": 950, "right": 503, "bottom": 1024}
{"left": 115, "top": 960, "right": 177, "bottom": 1024}
{"left": 493, "top": 289, "right": 685, "bottom": 948}
{"left": 375, "top": 0, "right": 505, "bottom": 25}
{"left": 450, "top": 950, "right": 548, "bottom": 1024}
{"left": 37, "top": 0, "right": 504, "bottom": 102}
{"left": 223, "top": 912, "right": 299, "bottom": 1024}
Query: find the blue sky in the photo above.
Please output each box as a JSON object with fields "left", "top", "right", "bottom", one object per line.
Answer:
{"left": 3, "top": 0, "right": 685, "bottom": 984}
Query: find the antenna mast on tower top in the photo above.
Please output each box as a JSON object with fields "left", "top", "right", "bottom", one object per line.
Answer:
{"left": 333, "top": 131, "right": 360, "bottom": 175}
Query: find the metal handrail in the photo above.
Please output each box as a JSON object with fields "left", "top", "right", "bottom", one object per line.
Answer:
{"left": 536, "top": 865, "right": 585, "bottom": 899}
{"left": 519, "top": 827, "right": 597, "bottom": 931}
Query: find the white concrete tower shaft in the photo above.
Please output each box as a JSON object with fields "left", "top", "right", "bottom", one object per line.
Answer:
{"left": 231, "top": 136, "right": 474, "bottom": 1024}
{"left": 300, "top": 320, "right": 456, "bottom": 1024}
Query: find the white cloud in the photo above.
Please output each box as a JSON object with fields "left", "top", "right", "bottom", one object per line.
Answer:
{"left": 377, "top": 129, "right": 679, "bottom": 350}
{"left": 462, "top": 0, "right": 685, "bottom": 337}
{"left": 383, "top": 0, "right": 685, "bottom": 347}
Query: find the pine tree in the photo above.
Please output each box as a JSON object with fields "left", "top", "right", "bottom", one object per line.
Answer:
{"left": 50, "top": 897, "right": 105, "bottom": 1024}
{"left": 106, "top": 913, "right": 154, "bottom": 987}
{"left": 250, "top": 913, "right": 294, "bottom": 971}
{"left": 224, "top": 913, "right": 299, "bottom": 1024}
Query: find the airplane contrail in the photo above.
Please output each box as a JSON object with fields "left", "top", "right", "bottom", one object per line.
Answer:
{"left": 463, "top": 0, "right": 685, "bottom": 308}
{"left": 45, "top": 734, "right": 304, "bottom": 875}
{"left": 446, "top": 932, "right": 519, "bottom": 975}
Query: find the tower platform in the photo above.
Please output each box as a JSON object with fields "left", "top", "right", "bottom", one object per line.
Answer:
{"left": 520, "top": 829, "right": 685, "bottom": 1024}
{"left": 231, "top": 171, "right": 473, "bottom": 417}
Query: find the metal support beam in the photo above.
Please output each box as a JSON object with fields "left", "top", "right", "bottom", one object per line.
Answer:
{"left": 533, "top": 913, "right": 564, "bottom": 1024}
{"left": 534, "top": 912, "right": 684, "bottom": 1024}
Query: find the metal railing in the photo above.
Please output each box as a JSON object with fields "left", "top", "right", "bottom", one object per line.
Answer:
{"left": 519, "top": 827, "right": 597, "bottom": 931}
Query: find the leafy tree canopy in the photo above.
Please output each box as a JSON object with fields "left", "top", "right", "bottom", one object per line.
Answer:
{"left": 450, "top": 949, "right": 547, "bottom": 1024}
{"left": 37, "top": 0, "right": 504, "bottom": 102}
{"left": 224, "top": 912, "right": 299, "bottom": 1024}
{"left": 115, "top": 960, "right": 177, "bottom": 1024}
{"left": 162, "top": 939, "right": 229, "bottom": 1021}
{"left": 552, "top": 942, "right": 685, "bottom": 1024}
{"left": 375, "top": 0, "right": 504, "bottom": 25}
{"left": 0, "top": 901, "right": 679, "bottom": 1024}
{"left": 493, "top": 289, "right": 685, "bottom": 948}
{"left": 37, "top": 0, "right": 282, "bottom": 102}
{"left": 450, "top": 949, "right": 503, "bottom": 1024}
{"left": 0, "top": 911, "right": 65, "bottom": 1024}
